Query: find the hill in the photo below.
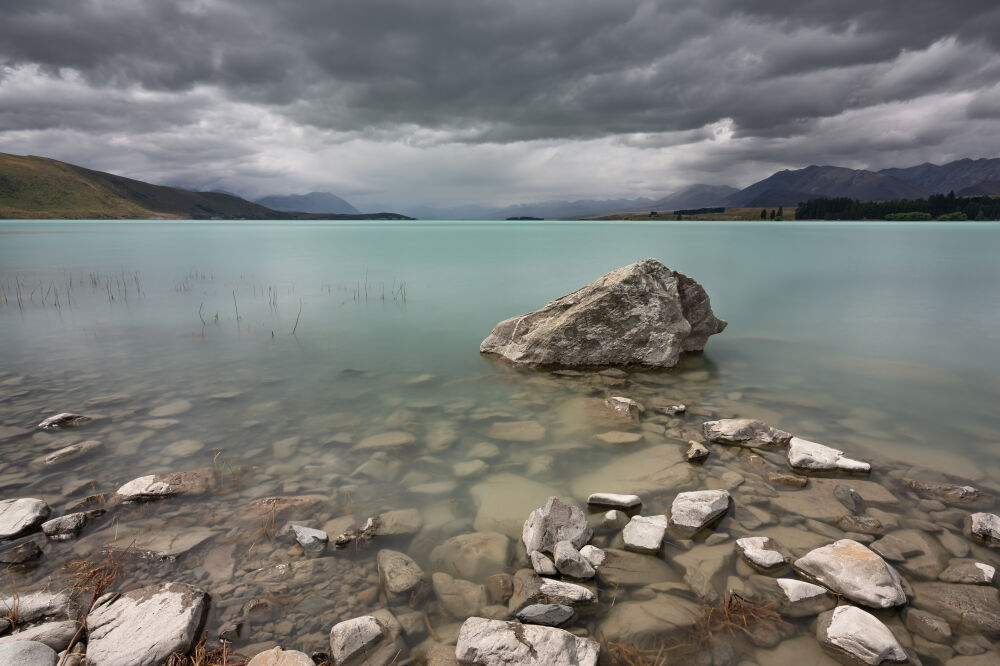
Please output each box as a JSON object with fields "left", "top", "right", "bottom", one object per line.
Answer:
{"left": 256, "top": 191, "right": 360, "bottom": 215}
{"left": 880, "top": 158, "right": 1000, "bottom": 194}
{"left": 0, "top": 153, "right": 410, "bottom": 220}
{"left": 725, "top": 165, "right": 926, "bottom": 207}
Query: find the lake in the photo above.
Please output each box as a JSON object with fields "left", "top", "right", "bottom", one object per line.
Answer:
{"left": 1, "top": 220, "right": 999, "bottom": 663}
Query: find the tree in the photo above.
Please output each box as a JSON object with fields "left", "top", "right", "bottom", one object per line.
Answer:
{"left": 769, "top": 209, "right": 776, "bottom": 220}
{"left": 760, "top": 209, "right": 767, "bottom": 219}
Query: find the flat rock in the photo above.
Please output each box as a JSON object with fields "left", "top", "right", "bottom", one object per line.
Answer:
{"left": 0, "top": 498, "right": 50, "bottom": 540}
{"left": 817, "top": 606, "right": 907, "bottom": 665}
{"left": 86, "top": 582, "right": 209, "bottom": 666}
{"left": 570, "top": 444, "right": 697, "bottom": 498}
{"left": 596, "top": 548, "right": 676, "bottom": 586}
{"left": 537, "top": 579, "right": 596, "bottom": 608}
{"left": 736, "top": 536, "right": 792, "bottom": 573}
{"left": 834, "top": 484, "right": 866, "bottom": 513}
{"left": 149, "top": 399, "right": 192, "bottom": 417}
{"left": 579, "top": 545, "right": 605, "bottom": 569}
{"left": 522, "top": 497, "right": 592, "bottom": 555}
{"left": 377, "top": 549, "right": 428, "bottom": 606}
{"left": 36, "top": 413, "right": 91, "bottom": 431}
{"left": 594, "top": 431, "right": 643, "bottom": 445}
{"left": 0, "top": 622, "right": 76, "bottom": 652}
{"left": 0, "top": 641, "right": 58, "bottom": 666}
{"left": 430, "top": 532, "right": 510, "bottom": 583}
{"left": 939, "top": 561, "right": 996, "bottom": 585}
{"left": 363, "top": 508, "right": 423, "bottom": 536}
{"left": 33, "top": 440, "right": 101, "bottom": 467}
{"left": 967, "top": 512, "right": 1000, "bottom": 546}
{"left": 770, "top": 477, "right": 898, "bottom": 522}
{"left": 0, "top": 591, "right": 75, "bottom": 625}
{"left": 905, "top": 478, "right": 990, "bottom": 508}
{"left": 702, "top": 419, "right": 792, "bottom": 449}
{"left": 787, "top": 437, "right": 870, "bottom": 475}
{"left": 454, "top": 460, "right": 489, "bottom": 478}
{"left": 353, "top": 431, "right": 416, "bottom": 451}
{"left": 586, "top": 493, "right": 641, "bottom": 509}
{"left": 673, "top": 543, "right": 734, "bottom": 604}
{"left": 685, "top": 441, "right": 710, "bottom": 462}
{"left": 870, "top": 529, "right": 948, "bottom": 580}
{"left": 479, "top": 258, "right": 726, "bottom": 368}
{"left": 768, "top": 472, "right": 807, "bottom": 487}
{"left": 793, "top": 539, "right": 906, "bottom": 609}
{"left": 553, "top": 540, "right": 595, "bottom": 579}
{"left": 597, "top": 594, "right": 702, "bottom": 646}
{"left": 108, "top": 525, "right": 216, "bottom": 560}
{"left": 290, "top": 525, "right": 328, "bottom": 557}
{"left": 910, "top": 582, "right": 1000, "bottom": 637}
{"left": 775, "top": 579, "right": 836, "bottom": 617}
{"left": 114, "top": 469, "right": 214, "bottom": 502}
{"left": 329, "top": 610, "right": 405, "bottom": 666}
{"left": 904, "top": 608, "right": 952, "bottom": 643}
{"left": 246, "top": 647, "right": 315, "bottom": 666}
{"left": 669, "top": 489, "right": 730, "bottom": 537}
{"left": 488, "top": 420, "right": 545, "bottom": 442}
{"left": 456, "top": 616, "right": 599, "bottom": 665}
{"left": 432, "top": 572, "right": 487, "bottom": 618}
{"left": 516, "top": 604, "right": 575, "bottom": 627}
{"left": 471, "top": 474, "right": 564, "bottom": 538}
{"left": 622, "top": 515, "right": 667, "bottom": 553}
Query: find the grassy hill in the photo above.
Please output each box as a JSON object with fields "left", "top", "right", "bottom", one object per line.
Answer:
{"left": 0, "top": 153, "right": 410, "bottom": 220}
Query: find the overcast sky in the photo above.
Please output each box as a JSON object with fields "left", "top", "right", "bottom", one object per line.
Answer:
{"left": 1, "top": 0, "right": 999, "bottom": 211}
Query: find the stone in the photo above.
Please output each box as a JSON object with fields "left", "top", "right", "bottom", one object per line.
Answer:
{"left": 0, "top": 622, "right": 76, "bottom": 652}
{"left": 553, "top": 541, "right": 595, "bottom": 579}
{"left": 685, "top": 441, "right": 710, "bottom": 462}
{"left": 454, "top": 460, "right": 489, "bottom": 478}
{"left": 86, "top": 582, "right": 209, "bottom": 666}
{"left": 363, "top": 508, "right": 423, "bottom": 536}
{"left": 149, "top": 399, "right": 192, "bottom": 417}
{"left": 0, "top": 540, "right": 42, "bottom": 566}
{"left": 579, "top": 545, "right": 605, "bottom": 570}
{"left": 735, "top": 537, "right": 791, "bottom": 573}
{"left": 0, "top": 641, "right": 58, "bottom": 666}
{"left": 433, "top": 572, "right": 487, "bottom": 618}
{"left": 36, "top": 413, "right": 91, "bottom": 430}
{"left": 816, "top": 606, "right": 907, "bottom": 665}
{"left": 113, "top": 469, "right": 214, "bottom": 502}
{"left": 904, "top": 608, "right": 952, "bottom": 643}
{"left": 775, "top": 579, "right": 836, "bottom": 617}
{"left": 479, "top": 258, "right": 726, "bottom": 368}
{"left": 516, "top": 604, "right": 575, "bottom": 627}
{"left": 622, "top": 515, "right": 667, "bottom": 553}
{"left": 910, "top": 582, "right": 1000, "bottom": 637}
{"left": 328, "top": 610, "right": 405, "bottom": 666}
{"left": 0, "top": 498, "right": 50, "bottom": 540}
{"left": 586, "top": 493, "right": 641, "bottom": 510}
{"left": 770, "top": 477, "right": 899, "bottom": 522}
{"left": 240, "top": 495, "right": 330, "bottom": 527}
{"left": 246, "top": 647, "right": 315, "bottom": 666}
{"left": 768, "top": 472, "right": 807, "bottom": 487}
{"left": 486, "top": 574, "right": 514, "bottom": 604}
{"left": 669, "top": 489, "right": 730, "bottom": 537}
{"left": 701, "top": 419, "right": 792, "bottom": 449}
{"left": 522, "top": 497, "right": 592, "bottom": 556}
{"left": 594, "top": 431, "right": 643, "bottom": 445}
{"left": 596, "top": 548, "right": 676, "bottom": 586}
{"left": 570, "top": 445, "right": 697, "bottom": 498}
{"left": 34, "top": 440, "right": 101, "bottom": 467}
{"left": 834, "top": 484, "right": 866, "bottom": 514}
{"left": 488, "top": 421, "right": 545, "bottom": 442}
{"left": 600, "top": 510, "right": 629, "bottom": 531}
{"left": 837, "top": 515, "right": 884, "bottom": 535}
{"left": 673, "top": 544, "right": 734, "bottom": 604}
{"left": 0, "top": 591, "right": 74, "bottom": 625}
{"left": 106, "top": 525, "right": 216, "bottom": 560}
{"left": 529, "top": 550, "right": 557, "bottom": 575}
{"left": 537, "top": 579, "right": 596, "bottom": 608}
{"left": 466, "top": 442, "right": 501, "bottom": 460}
{"left": 455, "top": 616, "right": 599, "bottom": 665}
{"left": 793, "top": 539, "right": 906, "bottom": 608}
{"left": 597, "top": 594, "right": 702, "bottom": 646}
{"left": 430, "top": 532, "right": 510, "bottom": 583}
{"left": 377, "top": 549, "right": 428, "bottom": 606}
{"left": 939, "top": 561, "right": 996, "bottom": 584}
{"left": 720, "top": 471, "right": 745, "bottom": 489}
{"left": 604, "top": 396, "right": 640, "bottom": 419}
{"left": 290, "top": 525, "right": 328, "bottom": 557}
{"left": 353, "top": 431, "right": 416, "bottom": 451}
{"left": 870, "top": 529, "right": 949, "bottom": 580}
{"left": 470, "top": 474, "right": 563, "bottom": 538}
{"left": 905, "top": 478, "right": 990, "bottom": 508}
{"left": 966, "top": 512, "right": 1000, "bottom": 546}
{"left": 787, "top": 437, "right": 870, "bottom": 475}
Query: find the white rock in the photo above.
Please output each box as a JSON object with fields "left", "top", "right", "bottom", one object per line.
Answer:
{"left": 775, "top": 579, "right": 837, "bottom": 617}
{"left": 329, "top": 615, "right": 383, "bottom": 664}
{"left": 622, "top": 515, "right": 667, "bottom": 553}
{"left": 377, "top": 549, "right": 428, "bottom": 605}
{"left": 246, "top": 646, "right": 315, "bottom": 666}
{"left": 579, "top": 545, "right": 606, "bottom": 569}
{"left": 685, "top": 441, "right": 710, "bottom": 462}
{"left": 113, "top": 469, "right": 214, "bottom": 502}
{"left": 42, "top": 510, "right": 104, "bottom": 541}
{"left": 701, "top": 419, "right": 791, "bottom": 449}
{"left": 456, "top": 616, "right": 599, "bottom": 666}
{"left": 529, "top": 550, "right": 557, "bottom": 575}
{"left": 793, "top": 539, "right": 907, "bottom": 608}
{"left": 586, "top": 493, "right": 642, "bottom": 510}
{"left": 85, "top": 582, "right": 209, "bottom": 666}
{"left": 669, "top": 490, "right": 730, "bottom": 537}
{"left": 522, "top": 496, "right": 592, "bottom": 555}
{"left": 735, "top": 536, "right": 790, "bottom": 572}
{"left": 787, "top": 437, "right": 870, "bottom": 475}
{"left": 0, "top": 641, "right": 58, "bottom": 666}
{"left": 290, "top": 524, "right": 328, "bottom": 557}
{"left": 601, "top": 510, "right": 629, "bottom": 531}
{"left": 538, "top": 579, "right": 597, "bottom": 607}
{"left": 967, "top": 512, "right": 1000, "bottom": 546}
{"left": 0, "top": 498, "right": 50, "bottom": 540}
{"left": 36, "top": 413, "right": 91, "bottom": 431}
{"left": 817, "top": 605, "right": 907, "bottom": 665}
{"left": 553, "top": 541, "right": 595, "bottom": 579}
{"left": 0, "top": 622, "right": 76, "bottom": 652}
{"left": 0, "top": 590, "right": 74, "bottom": 625}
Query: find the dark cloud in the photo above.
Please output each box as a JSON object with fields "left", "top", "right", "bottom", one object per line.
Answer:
{"left": 0, "top": 0, "right": 998, "bottom": 207}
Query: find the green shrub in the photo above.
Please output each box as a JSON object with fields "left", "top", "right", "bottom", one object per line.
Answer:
{"left": 885, "top": 212, "right": 932, "bottom": 221}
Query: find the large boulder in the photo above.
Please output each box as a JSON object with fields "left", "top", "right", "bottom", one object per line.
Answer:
{"left": 793, "top": 539, "right": 906, "bottom": 609}
{"left": 0, "top": 498, "right": 50, "bottom": 540}
{"left": 702, "top": 419, "right": 792, "bottom": 449}
{"left": 910, "top": 582, "right": 1000, "bottom": 637}
{"left": 479, "top": 259, "right": 726, "bottom": 368}
{"left": 85, "top": 582, "right": 209, "bottom": 666}
{"left": 455, "top": 617, "right": 599, "bottom": 665}
{"left": 430, "top": 532, "right": 510, "bottom": 583}
{"left": 328, "top": 610, "right": 406, "bottom": 666}
{"left": 522, "top": 497, "right": 592, "bottom": 556}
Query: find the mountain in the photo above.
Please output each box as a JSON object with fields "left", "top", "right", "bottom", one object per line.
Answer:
{"left": 0, "top": 153, "right": 410, "bottom": 220}
{"left": 725, "top": 165, "right": 926, "bottom": 207}
{"left": 957, "top": 180, "right": 1000, "bottom": 196}
{"left": 256, "top": 191, "right": 360, "bottom": 215}
{"left": 648, "top": 184, "right": 739, "bottom": 211}
{"left": 879, "top": 158, "right": 1000, "bottom": 194}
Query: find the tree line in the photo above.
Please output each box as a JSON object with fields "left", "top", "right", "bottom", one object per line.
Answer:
{"left": 795, "top": 192, "right": 1000, "bottom": 221}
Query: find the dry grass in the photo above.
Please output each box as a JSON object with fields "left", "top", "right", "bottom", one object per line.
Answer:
{"left": 58, "top": 549, "right": 127, "bottom": 665}
{"left": 604, "top": 592, "right": 783, "bottom": 666}
{"left": 166, "top": 636, "right": 251, "bottom": 666}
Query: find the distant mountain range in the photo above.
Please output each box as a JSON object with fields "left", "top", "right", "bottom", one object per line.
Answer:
{"left": 255, "top": 191, "right": 360, "bottom": 215}
{"left": 0, "top": 153, "right": 410, "bottom": 220}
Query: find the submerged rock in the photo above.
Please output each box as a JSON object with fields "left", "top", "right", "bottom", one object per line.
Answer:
{"left": 685, "top": 441, "right": 710, "bottom": 462}
{"left": 328, "top": 610, "right": 405, "bottom": 666}
{"left": 966, "top": 512, "right": 1000, "bottom": 546}
{"left": 910, "top": 582, "right": 1000, "bottom": 637}
{"left": 939, "top": 560, "right": 996, "bottom": 585}
{"left": 86, "top": 582, "right": 209, "bottom": 666}
{"left": 622, "top": 515, "right": 667, "bottom": 553}
{"left": 669, "top": 489, "right": 730, "bottom": 537}
{"left": 377, "top": 549, "right": 429, "bottom": 606}
{"left": 516, "top": 604, "right": 575, "bottom": 627}
{"left": 904, "top": 478, "right": 990, "bottom": 508}
{"left": 775, "top": 579, "right": 836, "bottom": 617}
{"left": 36, "top": 413, "right": 91, "bottom": 431}
{"left": 456, "top": 617, "right": 599, "bottom": 665}
{"left": 787, "top": 437, "right": 870, "bottom": 475}
{"left": 0, "top": 498, "right": 50, "bottom": 540}
{"left": 433, "top": 572, "right": 487, "bottom": 619}
{"left": 816, "top": 606, "right": 907, "bottom": 665}
{"left": 793, "top": 539, "right": 906, "bottom": 609}
{"left": 430, "top": 532, "right": 510, "bottom": 583}
{"left": 735, "top": 536, "right": 791, "bottom": 573}
{"left": 586, "top": 493, "right": 641, "bottom": 510}
{"left": 290, "top": 525, "right": 328, "bottom": 557}
{"left": 701, "top": 419, "right": 792, "bottom": 449}
{"left": 479, "top": 258, "right": 726, "bottom": 368}
{"left": 113, "top": 469, "right": 214, "bottom": 502}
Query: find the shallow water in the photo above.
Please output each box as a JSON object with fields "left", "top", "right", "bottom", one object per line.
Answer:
{"left": 1, "top": 220, "right": 999, "bottom": 662}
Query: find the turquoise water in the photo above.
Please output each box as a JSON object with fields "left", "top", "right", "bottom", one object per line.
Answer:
{"left": 1, "top": 220, "right": 999, "bottom": 660}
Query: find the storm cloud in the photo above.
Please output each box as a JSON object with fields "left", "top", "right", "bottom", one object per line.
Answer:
{"left": 1, "top": 0, "right": 998, "bottom": 210}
